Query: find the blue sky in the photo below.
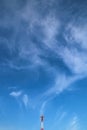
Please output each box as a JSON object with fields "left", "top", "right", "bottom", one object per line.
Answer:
{"left": 0, "top": 0, "right": 87, "bottom": 130}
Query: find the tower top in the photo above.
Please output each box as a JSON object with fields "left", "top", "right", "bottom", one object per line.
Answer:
{"left": 40, "top": 115, "right": 44, "bottom": 121}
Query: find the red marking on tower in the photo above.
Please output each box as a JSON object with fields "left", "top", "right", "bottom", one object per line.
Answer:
{"left": 40, "top": 115, "right": 44, "bottom": 130}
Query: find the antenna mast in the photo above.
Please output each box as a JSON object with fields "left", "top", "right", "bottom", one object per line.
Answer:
{"left": 40, "top": 115, "right": 44, "bottom": 130}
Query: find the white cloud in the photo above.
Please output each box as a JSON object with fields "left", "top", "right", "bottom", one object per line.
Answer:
{"left": 60, "top": 47, "right": 87, "bottom": 74}
{"left": 55, "top": 108, "right": 67, "bottom": 123}
{"left": 0, "top": 3, "right": 61, "bottom": 70}
{"left": 40, "top": 100, "right": 48, "bottom": 115}
{"left": 22, "top": 94, "right": 29, "bottom": 108}
{"left": 65, "top": 24, "right": 87, "bottom": 49}
{"left": 42, "top": 15, "right": 60, "bottom": 43}
{"left": 43, "top": 74, "right": 78, "bottom": 97}
{"left": 67, "top": 116, "right": 79, "bottom": 130}
{"left": 49, "top": 107, "right": 67, "bottom": 130}
{"left": 59, "top": 111, "right": 67, "bottom": 122}
{"left": 39, "top": 22, "right": 87, "bottom": 115}
{"left": 10, "top": 91, "right": 22, "bottom": 97}
{"left": 1, "top": 0, "right": 87, "bottom": 115}
{"left": 63, "top": 23, "right": 87, "bottom": 75}
{"left": 10, "top": 91, "right": 29, "bottom": 109}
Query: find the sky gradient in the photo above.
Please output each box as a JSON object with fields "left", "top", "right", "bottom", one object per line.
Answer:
{"left": 0, "top": 0, "right": 87, "bottom": 130}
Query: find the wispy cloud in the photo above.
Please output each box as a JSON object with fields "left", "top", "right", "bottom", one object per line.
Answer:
{"left": 10, "top": 91, "right": 29, "bottom": 109}
{"left": 41, "top": 21, "right": 87, "bottom": 110}
{"left": 67, "top": 116, "right": 79, "bottom": 130}
{"left": 10, "top": 91, "right": 22, "bottom": 97}
{"left": 50, "top": 107, "right": 67, "bottom": 130}
{"left": 1, "top": 0, "right": 87, "bottom": 116}
{"left": 1, "top": 0, "right": 87, "bottom": 76}
{"left": 63, "top": 23, "right": 87, "bottom": 74}
{"left": 40, "top": 98, "right": 51, "bottom": 115}
{"left": 55, "top": 107, "right": 67, "bottom": 123}
{"left": 59, "top": 111, "right": 67, "bottom": 122}
{"left": 42, "top": 15, "right": 60, "bottom": 43}
{"left": 22, "top": 94, "right": 29, "bottom": 108}
{"left": 0, "top": 1, "right": 60, "bottom": 71}
{"left": 43, "top": 74, "right": 80, "bottom": 97}
{"left": 65, "top": 23, "right": 87, "bottom": 49}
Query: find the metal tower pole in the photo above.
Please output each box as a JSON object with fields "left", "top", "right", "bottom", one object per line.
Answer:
{"left": 40, "top": 115, "right": 44, "bottom": 130}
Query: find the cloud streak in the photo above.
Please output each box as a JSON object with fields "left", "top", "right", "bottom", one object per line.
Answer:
{"left": 10, "top": 90, "right": 29, "bottom": 109}
{"left": 1, "top": 0, "right": 87, "bottom": 116}
{"left": 67, "top": 116, "right": 79, "bottom": 130}
{"left": 10, "top": 91, "right": 22, "bottom": 97}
